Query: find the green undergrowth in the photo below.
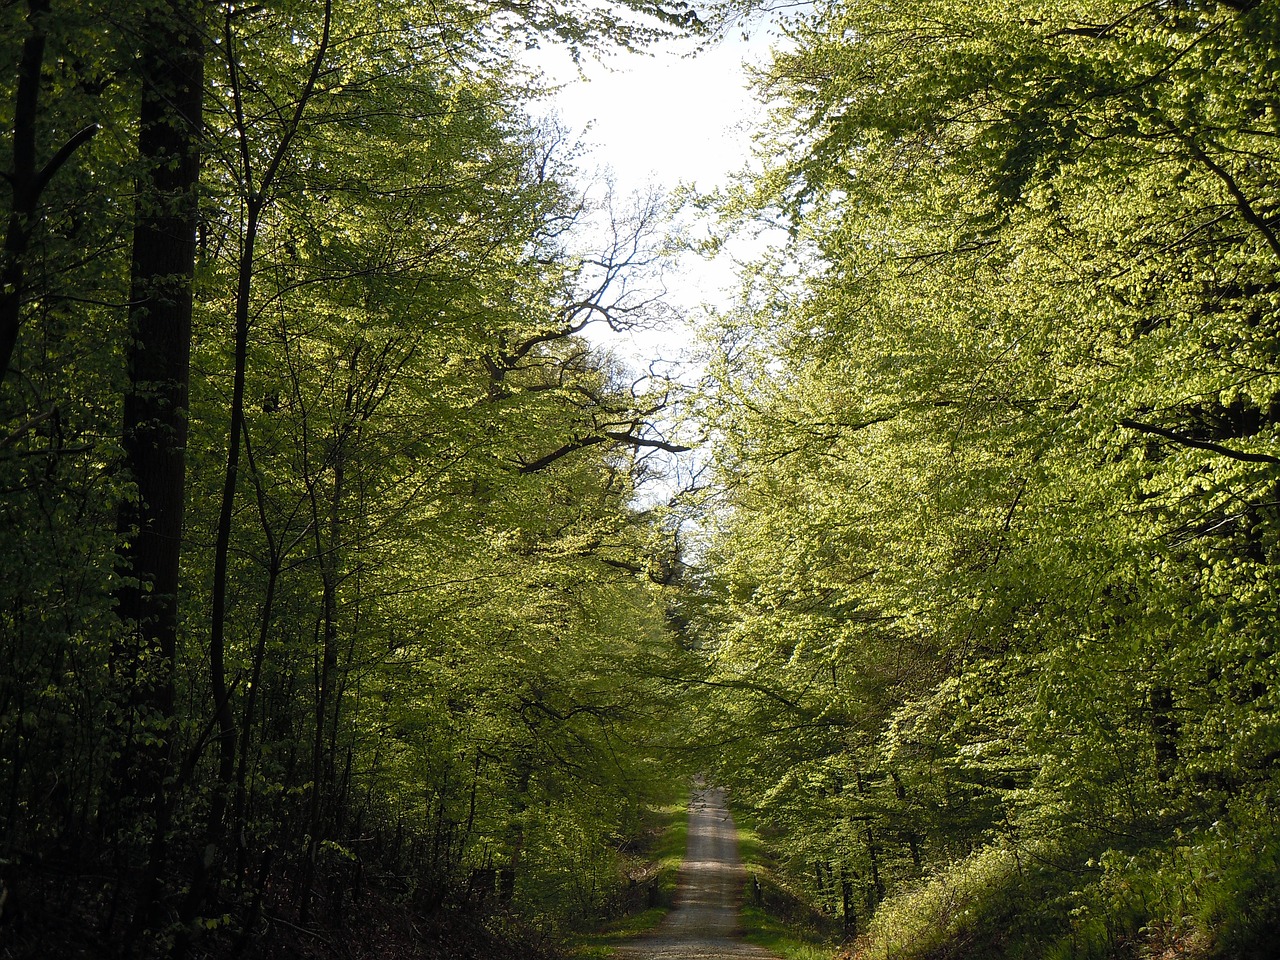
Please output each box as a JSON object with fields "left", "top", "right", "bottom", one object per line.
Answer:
{"left": 568, "top": 796, "right": 689, "bottom": 957}
{"left": 735, "top": 811, "right": 843, "bottom": 960}
{"left": 849, "top": 792, "right": 1280, "bottom": 960}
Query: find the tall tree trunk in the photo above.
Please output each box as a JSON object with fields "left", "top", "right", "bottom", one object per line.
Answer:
{"left": 840, "top": 871, "right": 856, "bottom": 936}
{"left": 890, "top": 769, "right": 923, "bottom": 873}
{"left": 113, "top": 0, "right": 204, "bottom": 940}
{"left": 201, "top": 2, "right": 330, "bottom": 925}
{"left": 0, "top": 0, "right": 50, "bottom": 388}
{"left": 1150, "top": 684, "right": 1179, "bottom": 782}
{"left": 0, "top": 0, "right": 97, "bottom": 389}
{"left": 299, "top": 393, "right": 348, "bottom": 922}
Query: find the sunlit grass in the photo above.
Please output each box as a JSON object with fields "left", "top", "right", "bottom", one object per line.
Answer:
{"left": 739, "top": 902, "right": 840, "bottom": 960}
{"left": 568, "top": 797, "right": 688, "bottom": 956}
{"left": 734, "top": 811, "right": 842, "bottom": 960}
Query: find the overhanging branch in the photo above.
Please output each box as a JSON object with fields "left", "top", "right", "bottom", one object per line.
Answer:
{"left": 517, "top": 429, "right": 692, "bottom": 474}
{"left": 1119, "top": 418, "right": 1280, "bottom": 465}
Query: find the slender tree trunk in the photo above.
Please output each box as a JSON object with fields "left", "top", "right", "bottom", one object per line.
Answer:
{"left": 201, "top": 2, "right": 331, "bottom": 924}
{"left": 854, "top": 773, "right": 884, "bottom": 910}
{"left": 890, "top": 770, "right": 923, "bottom": 873}
{"left": 299, "top": 421, "right": 345, "bottom": 922}
{"left": 1150, "top": 684, "right": 1179, "bottom": 782}
{"left": 232, "top": 555, "right": 278, "bottom": 876}
{"left": 840, "top": 871, "right": 856, "bottom": 936}
{"left": 185, "top": 198, "right": 258, "bottom": 930}
{"left": 499, "top": 763, "right": 532, "bottom": 903}
{"left": 0, "top": 0, "right": 50, "bottom": 387}
{"left": 0, "top": 0, "right": 97, "bottom": 388}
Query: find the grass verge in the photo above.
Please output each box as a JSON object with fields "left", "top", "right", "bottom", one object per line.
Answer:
{"left": 734, "top": 811, "right": 842, "bottom": 960}
{"left": 568, "top": 796, "right": 689, "bottom": 957}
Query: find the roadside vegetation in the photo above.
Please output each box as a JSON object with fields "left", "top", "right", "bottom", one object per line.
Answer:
{"left": 569, "top": 796, "right": 690, "bottom": 957}
{"left": 735, "top": 814, "right": 843, "bottom": 960}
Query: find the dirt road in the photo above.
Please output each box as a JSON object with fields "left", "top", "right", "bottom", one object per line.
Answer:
{"left": 615, "top": 787, "right": 779, "bottom": 960}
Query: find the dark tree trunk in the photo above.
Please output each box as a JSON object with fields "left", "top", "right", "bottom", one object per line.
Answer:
{"left": 890, "top": 769, "right": 924, "bottom": 873}
{"left": 841, "top": 872, "right": 856, "bottom": 936}
{"left": 1150, "top": 684, "right": 1179, "bottom": 782}
{"left": 1, "top": 0, "right": 97, "bottom": 388}
{"left": 207, "top": 1, "right": 330, "bottom": 923}
{"left": 112, "top": 0, "right": 204, "bottom": 937}
{"left": 0, "top": 0, "right": 50, "bottom": 387}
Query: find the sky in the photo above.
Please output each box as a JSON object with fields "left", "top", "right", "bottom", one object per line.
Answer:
{"left": 535, "top": 33, "right": 765, "bottom": 196}
{"left": 524, "top": 30, "right": 773, "bottom": 366}
{"left": 521, "top": 27, "right": 780, "bottom": 501}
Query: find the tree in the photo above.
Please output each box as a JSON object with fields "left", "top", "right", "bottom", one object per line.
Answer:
{"left": 109, "top": 0, "right": 206, "bottom": 940}
{"left": 1, "top": 0, "right": 703, "bottom": 953}
{"left": 0, "top": 0, "right": 100, "bottom": 387}
{"left": 696, "top": 0, "right": 1280, "bottom": 954}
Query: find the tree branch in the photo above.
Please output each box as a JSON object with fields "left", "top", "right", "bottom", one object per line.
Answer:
{"left": 30, "top": 123, "right": 99, "bottom": 202}
{"left": 517, "top": 428, "right": 691, "bottom": 474}
{"left": 0, "top": 406, "right": 55, "bottom": 449}
{"left": 1119, "top": 418, "right": 1280, "bottom": 464}
{"left": 601, "top": 430, "right": 692, "bottom": 454}
{"left": 1183, "top": 137, "right": 1280, "bottom": 260}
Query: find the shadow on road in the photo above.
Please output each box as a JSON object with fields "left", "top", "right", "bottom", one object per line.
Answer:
{"left": 614, "top": 787, "right": 780, "bottom": 960}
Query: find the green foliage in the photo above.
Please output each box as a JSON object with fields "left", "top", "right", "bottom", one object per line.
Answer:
{"left": 568, "top": 795, "right": 689, "bottom": 953}
{"left": 736, "top": 815, "right": 843, "bottom": 960}
{"left": 692, "top": 0, "right": 1280, "bottom": 956}
{"left": 1, "top": 1, "right": 701, "bottom": 955}
{"left": 848, "top": 790, "right": 1280, "bottom": 960}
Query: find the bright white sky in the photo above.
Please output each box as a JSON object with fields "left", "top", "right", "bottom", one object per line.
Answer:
{"left": 522, "top": 28, "right": 780, "bottom": 500}
{"left": 524, "top": 30, "right": 773, "bottom": 366}
{"left": 535, "top": 33, "right": 765, "bottom": 195}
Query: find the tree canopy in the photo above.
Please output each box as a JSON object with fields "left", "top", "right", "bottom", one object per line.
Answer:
{"left": 1, "top": 1, "right": 701, "bottom": 956}
{"left": 689, "top": 0, "right": 1280, "bottom": 956}
{"left": 4, "top": 0, "right": 1280, "bottom": 958}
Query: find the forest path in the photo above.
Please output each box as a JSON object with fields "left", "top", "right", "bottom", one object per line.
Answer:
{"left": 614, "top": 787, "right": 779, "bottom": 960}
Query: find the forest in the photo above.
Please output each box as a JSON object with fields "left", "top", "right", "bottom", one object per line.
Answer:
{"left": 1, "top": 1, "right": 1278, "bottom": 960}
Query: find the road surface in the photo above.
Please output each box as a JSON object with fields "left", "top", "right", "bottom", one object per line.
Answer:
{"left": 615, "top": 787, "right": 779, "bottom": 960}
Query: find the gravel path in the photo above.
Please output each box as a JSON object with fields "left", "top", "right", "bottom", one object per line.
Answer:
{"left": 614, "top": 787, "right": 779, "bottom": 960}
